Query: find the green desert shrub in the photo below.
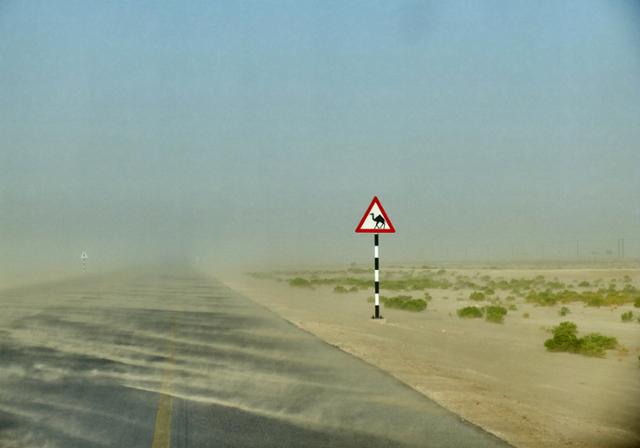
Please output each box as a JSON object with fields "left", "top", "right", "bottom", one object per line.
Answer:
{"left": 578, "top": 281, "right": 590, "bottom": 287}
{"left": 484, "top": 305, "right": 507, "bottom": 323}
{"left": 526, "top": 289, "right": 558, "bottom": 306}
{"left": 378, "top": 276, "right": 452, "bottom": 291}
{"left": 522, "top": 312, "right": 530, "bottom": 318}
{"left": 634, "top": 297, "right": 640, "bottom": 308}
{"left": 621, "top": 311, "right": 634, "bottom": 322}
{"left": 544, "top": 322, "right": 580, "bottom": 353}
{"left": 559, "top": 306, "right": 570, "bottom": 317}
{"left": 546, "top": 280, "right": 566, "bottom": 289}
{"left": 578, "top": 333, "right": 618, "bottom": 357}
{"left": 582, "top": 292, "right": 605, "bottom": 307}
{"left": 508, "top": 304, "right": 518, "bottom": 311}
{"left": 457, "top": 306, "right": 483, "bottom": 318}
{"left": 383, "top": 295, "right": 427, "bottom": 312}
{"left": 526, "top": 288, "right": 636, "bottom": 307}
{"left": 469, "top": 291, "right": 486, "bottom": 301}
{"left": 289, "top": 277, "right": 312, "bottom": 288}
{"left": 544, "top": 321, "right": 618, "bottom": 357}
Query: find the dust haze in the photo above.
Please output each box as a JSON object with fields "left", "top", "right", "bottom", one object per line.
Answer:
{"left": 1, "top": 1, "right": 639, "bottom": 286}
{"left": 1, "top": 2, "right": 640, "bottom": 448}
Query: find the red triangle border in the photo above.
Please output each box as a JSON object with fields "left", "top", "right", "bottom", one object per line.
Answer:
{"left": 355, "top": 196, "right": 396, "bottom": 233}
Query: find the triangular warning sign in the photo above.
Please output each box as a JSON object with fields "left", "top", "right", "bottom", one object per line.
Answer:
{"left": 355, "top": 196, "right": 396, "bottom": 233}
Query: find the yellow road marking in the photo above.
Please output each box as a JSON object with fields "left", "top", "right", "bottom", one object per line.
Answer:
{"left": 151, "top": 318, "right": 176, "bottom": 448}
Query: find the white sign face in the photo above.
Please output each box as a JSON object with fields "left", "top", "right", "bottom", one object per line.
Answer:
{"left": 359, "top": 203, "right": 386, "bottom": 230}
{"left": 81, "top": 251, "right": 88, "bottom": 261}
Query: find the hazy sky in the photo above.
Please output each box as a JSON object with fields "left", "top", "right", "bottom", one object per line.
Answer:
{"left": 1, "top": 1, "right": 640, "bottom": 274}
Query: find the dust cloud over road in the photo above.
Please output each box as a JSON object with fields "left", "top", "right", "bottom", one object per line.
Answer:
{"left": 0, "top": 268, "right": 509, "bottom": 447}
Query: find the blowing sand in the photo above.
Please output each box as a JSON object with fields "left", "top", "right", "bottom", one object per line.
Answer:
{"left": 219, "top": 266, "right": 640, "bottom": 448}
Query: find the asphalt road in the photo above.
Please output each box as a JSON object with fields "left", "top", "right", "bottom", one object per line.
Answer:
{"left": 0, "top": 268, "right": 511, "bottom": 447}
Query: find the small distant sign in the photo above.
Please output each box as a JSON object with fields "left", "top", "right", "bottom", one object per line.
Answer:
{"left": 81, "top": 251, "right": 88, "bottom": 261}
{"left": 355, "top": 196, "right": 396, "bottom": 233}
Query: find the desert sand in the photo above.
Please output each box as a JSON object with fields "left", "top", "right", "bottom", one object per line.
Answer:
{"left": 220, "top": 266, "right": 640, "bottom": 448}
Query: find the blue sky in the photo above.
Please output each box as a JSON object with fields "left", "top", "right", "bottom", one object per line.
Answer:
{"left": 1, "top": 1, "right": 639, "bottom": 271}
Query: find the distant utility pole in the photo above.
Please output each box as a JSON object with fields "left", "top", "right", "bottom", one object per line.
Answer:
{"left": 576, "top": 240, "right": 580, "bottom": 258}
{"left": 617, "top": 239, "right": 621, "bottom": 258}
{"left": 618, "top": 238, "right": 625, "bottom": 259}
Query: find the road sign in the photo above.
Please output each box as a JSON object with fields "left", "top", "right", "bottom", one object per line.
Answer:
{"left": 355, "top": 196, "right": 396, "bottom": 320}
{"left": 355, "top": 196, "right": 395, "bottom": 233}
{"left": 81, "top": 251, "right": 88, "bottom": 261}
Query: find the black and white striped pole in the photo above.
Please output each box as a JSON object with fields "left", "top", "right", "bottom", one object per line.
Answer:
{"left": 355, "top": 196, "right": 395, "bottom": 320}
{"left": 373, "top": 233, "right": 381, "bottom": 319}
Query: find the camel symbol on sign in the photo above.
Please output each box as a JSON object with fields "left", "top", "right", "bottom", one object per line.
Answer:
{"left": 370, "top": 213, "right": 386, "bottom": 229}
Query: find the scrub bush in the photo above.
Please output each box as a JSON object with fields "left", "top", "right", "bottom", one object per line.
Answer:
{"left": 621, "top": 311, "right": 634, "bottom": 322}
{"left": 526, "top": 288, "right": 637, "bottom": 307}
{"left": 544, "top": 322, "right": 580, "bottom": 353}
{"left": 484, "top": 305, "right": 507, "bottom": 323}
{"left": 469, "top": 291, "right": 486, "bottom": 301}
{"left": 289, "top": 277, "right": 312, "bottom": 288}
{"left": 383, "top": 295, "right": 427, "bottom": 312}
{"left": 544, "top": 321, "right": 618, "bottom": 357}
{"left": 578, "top": 333, "right": 618, "bottom": 357}
{"left": 559, "top": 306, "right": 570, "bottom": 317}
{"left": 457, "top": 306, "right": 483, "bottom": 318}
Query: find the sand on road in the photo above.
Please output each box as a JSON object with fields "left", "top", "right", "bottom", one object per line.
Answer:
{"left": 0, "top": 268, "right": 510, "bottom": 448}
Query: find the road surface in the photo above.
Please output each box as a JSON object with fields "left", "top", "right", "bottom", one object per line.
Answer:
{"left": 0, "top": 268, "right": 510, "bottom": 447}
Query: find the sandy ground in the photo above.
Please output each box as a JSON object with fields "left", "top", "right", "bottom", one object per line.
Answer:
{"left": 219, "top": 267, "right": 640, "bottom": 448}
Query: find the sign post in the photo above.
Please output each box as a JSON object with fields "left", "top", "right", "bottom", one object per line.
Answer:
{"left": 355, "top": 196, "right": 396, "bottom": 319}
